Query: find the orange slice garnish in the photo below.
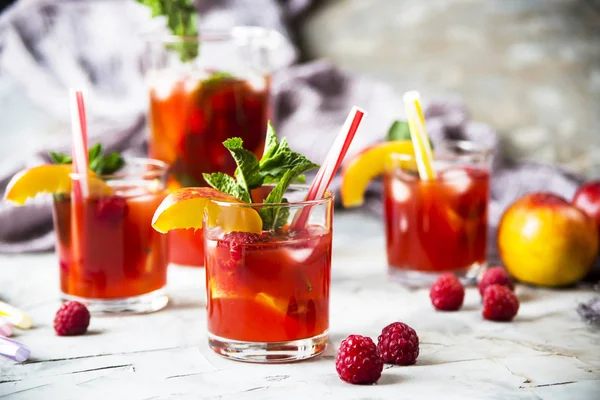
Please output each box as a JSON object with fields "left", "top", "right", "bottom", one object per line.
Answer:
{"left": 340, "top": 140, "right": 415, "bottom": 208}
{"left": 4, "top": 165, "right": 113, "bottom": 205}
{"left": 151, "top": 187, "right": 263, "bottom": 234}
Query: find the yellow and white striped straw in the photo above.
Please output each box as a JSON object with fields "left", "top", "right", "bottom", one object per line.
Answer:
{"left": 403, "top": 91, "right": 436, "bottom": 180}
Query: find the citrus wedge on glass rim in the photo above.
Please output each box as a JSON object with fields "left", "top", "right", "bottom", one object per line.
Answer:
{"left": 340, "top": 140, "right": 416, "bottom": 208}
{"left": 151, "top": 187, "right": 263, "bottom": 234}
{"left": 3, "top": 164, "right": 113, "bottom": 205}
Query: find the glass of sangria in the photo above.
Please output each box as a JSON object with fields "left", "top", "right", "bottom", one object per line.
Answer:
{"left": 144, "top": 27, "right": 284, "bottom": 267}
{"left": 204, "top": 186, "right": 333, "bottom": 362}
{"left": 383, "top": 141, "right": 492, "bottom": 286}
{"left": 53, "top": 158, "right": 170, "bottom": 313}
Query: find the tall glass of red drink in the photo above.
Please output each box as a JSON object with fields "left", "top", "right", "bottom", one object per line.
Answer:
{"left": 383, "top": 141, "right": 492, "bottom": 286}
{"left": 53, "top": 158, "right": 169, "bottom": 313}
{"left": 204, "top": 186, "right": 333, "bottom": 362}
{"left": 144, "top": 27, "right": 284, "bottom": 267}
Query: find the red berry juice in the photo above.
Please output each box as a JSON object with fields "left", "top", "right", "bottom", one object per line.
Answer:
{"left": 205, "top": 227, "right": 332, "bottom": 343}
{"left": 383, "top": 166, "right": 490, "bottom": 274}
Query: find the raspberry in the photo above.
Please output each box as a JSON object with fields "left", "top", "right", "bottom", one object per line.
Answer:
{"left": 482, "top": 284, "right": 519, "bottom": 321}
{"left": 377, "top": 322, "right": 419, "bottom": 365}
{"left": 95, "top": 196, "right": 128, "bottom": 224}
{"left": 335, "top": 335, "right": 383, "bottom": 385}
{"left": 430, "top": 273, "right": 465, "bottom": 311}
{"left": 217, "top": 231, "right": 265, "bottom": 270}
{"left": 478, "top": 267, "right": 514, "bottom": 297}
{"left": 54, "top": 301, "right": 90, "bottom": 336}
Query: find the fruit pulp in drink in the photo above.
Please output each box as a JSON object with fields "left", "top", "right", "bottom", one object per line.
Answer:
{"left": 53, "top": 188, "right": 169, "bottom": 299}
{"left": 383, "top": 167, "right": 490, "bottom": 272}
{"left": 205, "top": 227, "right": 332, "bottom": 342}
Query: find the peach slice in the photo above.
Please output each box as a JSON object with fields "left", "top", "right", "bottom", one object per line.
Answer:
{"left": 4, "top": 164, "right": 112, "bottom": 205}
{"left": 340, "top": 140, "right": 415, "bottom": 208}
{"left": 151, "top": 187, "right": 263, "bottom": 234}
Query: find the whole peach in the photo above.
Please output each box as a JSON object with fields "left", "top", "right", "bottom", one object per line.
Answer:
{"left": 497, "top": 192, "right": 598, "bottom": 287}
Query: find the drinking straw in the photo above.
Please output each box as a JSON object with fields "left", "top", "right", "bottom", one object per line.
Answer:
{"left": 69, "top": 89, "right": 89, "bottom": 198}
{"left": 403, "top": 91, "right": 436, "bottom": 180}
{"left": 0, "top": 336, "right": 30, "bottom": 362}
{"left": 0, "top": 317, "right": 14, "bottom": 337}
{"left": 0, "top": 301, "right": 32, "bottom": 330}
{"left": 292, "top": 107, "right": 366, "bottom": 229}
{"left": 69, "top": 89, "right": 89, "bottom": 294}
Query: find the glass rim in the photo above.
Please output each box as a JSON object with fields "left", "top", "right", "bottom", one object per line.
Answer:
{"left": 141, "top": 26, "right": 286, "bottom": 48}
{"left": 387, "top": 139, "right": 493, "bottom": 163}
{"left": 209, "top": 185, "right": 335, "bottom": 208}
{"left": 69, "top": 157, "right": 168, "bottom": 180}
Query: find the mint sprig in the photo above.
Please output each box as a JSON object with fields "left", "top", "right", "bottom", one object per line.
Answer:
{"left": 50, "top": 143, "right": 125, "bottom": 175}
{"left": 202, "top": 122, "right": 319, "bottom": 230}
{"left": 137, "top": 0, "right": 199, "bottom": 63}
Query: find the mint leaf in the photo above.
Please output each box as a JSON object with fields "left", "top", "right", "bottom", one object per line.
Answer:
{"left": 386, "top": 120, "right": 411, "bottom": 142}
{"left": 49, "top": 144, "right": 124, "bottom": 175}
{"left": 259, "top": 138, "right": 319, "bottom": 182}
{"left": 259, "top": 200, "right": 290, "bottom": 231}
{"left": 203, "top": 172, "right": 250, "bottom": 203}
{"left": 96, "top": 152, "right": 125, "bottom": 175}
{"left": 50, "top": 152, "right": 72, "bottom": 165}
{"left": 262, "top": 121, "right": 279, "bottom": 160}
{"left": 88, "top": 143, "right": 103, "bottom": 163}
{"left": 204, "top": 71, "right": 233, "bottom": 86}
{"left": 386, "top": 119, "right": 434, "bottom": 149}
{"left": 223, "top": 138, "right": 262, "bottom": 192}
{"left": 260, "top": 162, "right": 318, "bottom": 230}
{"left": 137, "top": 0, "right": 199, "bottom": 63}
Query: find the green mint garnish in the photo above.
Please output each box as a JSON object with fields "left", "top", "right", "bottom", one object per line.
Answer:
{"left": 203, "top": 172, "right": 251, "bottom": 203}
{"left": 137, "top": 0, "right": 199, "bottom": 63}
{"left": 386, "top": 120, "right": 411, "bottom": 142}
{"left": 386, "top": 119, "right": 434, "bottom": 149}
{"left": 203, "top": 122, "right": 319, "bottom": 230}
{"left": 50, "top": 143, "right": 125, "bottom": 175}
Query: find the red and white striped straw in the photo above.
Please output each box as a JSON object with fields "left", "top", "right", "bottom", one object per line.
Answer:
{"left": 69, "top": 89, "right": 89, "bottom": 200}
{"left": 292, "top": 106, "right": 366, "bottom": 229}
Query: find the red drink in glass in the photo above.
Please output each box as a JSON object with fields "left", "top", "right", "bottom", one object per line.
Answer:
{"left": 204, "top": 187, "right": 333, "bottom": 362}
{"left": 53, "top": 159, "right": 169, "bottom": 313}
{"left": 383, "top": 142, "right": 492, "bottom": 285}
{"left": 145, "top": 28, "right": 282, "bottom": 267}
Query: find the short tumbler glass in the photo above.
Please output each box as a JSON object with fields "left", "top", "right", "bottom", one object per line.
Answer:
{"left": 383, "top": 141, "right": 492, "bottom": 286}
{"left": 53, "top": 159, "right": 169, "bottom": 314}
{"left": 204, "top": 186, "right": 333, "bottom": 363}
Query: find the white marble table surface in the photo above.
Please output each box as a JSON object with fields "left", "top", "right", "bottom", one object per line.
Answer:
{"left": 0, "top": 212, "right": 599, "bottom": 400}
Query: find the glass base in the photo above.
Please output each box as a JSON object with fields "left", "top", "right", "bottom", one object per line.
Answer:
{"left": 61, "top": 288, "right": 168, "bottom": 315}
{"left": 208, "top": 331, "right": 329, "bottom": 363}
{"left": 388, "top": 262, "right": 486, "bottom": 288}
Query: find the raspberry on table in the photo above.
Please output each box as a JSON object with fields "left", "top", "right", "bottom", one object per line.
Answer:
{"left": 478, "top": 266, "right": 514, "bottom": 297}
{"left": 377, "top": 322, "right": 419, "bottom": 365}
{"left": 482, "top": 284, "right": 519, "bottom": 322}
{"left": 335, "top": 334, "right": 383, "bottom": 385}
{"left": 430, "top": 273, "right": 465, "bottom": 311}
{"left": 54, "top": 301, "right": 90, "bottom": 336}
